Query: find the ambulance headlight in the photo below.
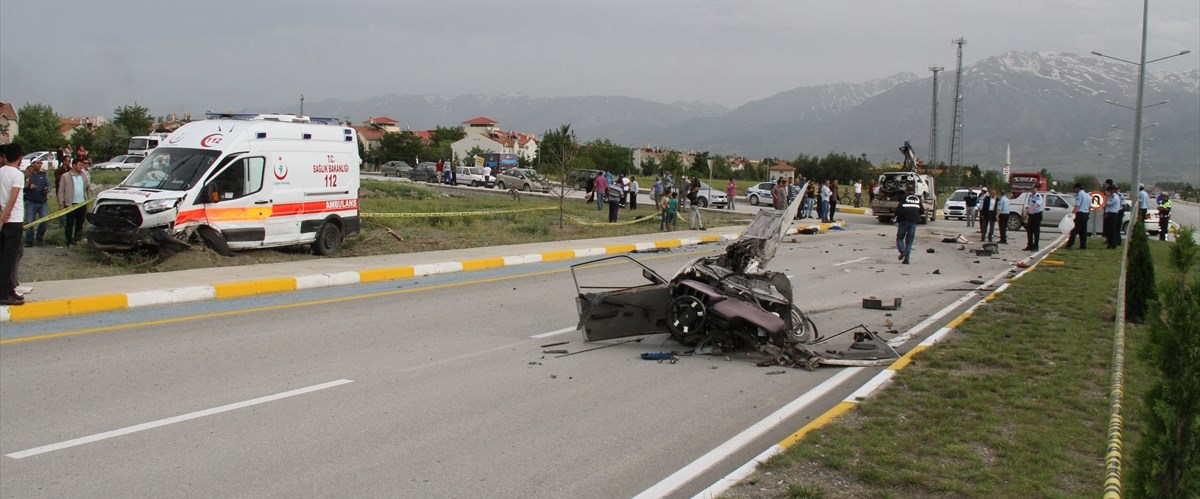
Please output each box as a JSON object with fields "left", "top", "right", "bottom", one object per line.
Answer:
{"left": 144, "top": 198, "right": 179, "bottom": 214}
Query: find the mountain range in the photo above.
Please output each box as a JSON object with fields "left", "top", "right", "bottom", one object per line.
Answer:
{"left": 285, "top": 51, "right": 1199, "bottom": 183}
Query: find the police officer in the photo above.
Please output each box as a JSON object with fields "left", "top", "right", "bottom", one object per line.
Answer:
{"left": 1023, "top": 190, "right": 1044, "bottom": 251}
{"left": 978, "top": 187, "right": 993, "bottom": 241}
{"left": 1066, "top": 182, "right": 1090, "bottom": 250}
{"left": 994, "top": 188, "right": 1010, "bottom": 244}
{"left": 1157, "top": 194, "right": 1172, "bottom": 241}
{"left": 1103, "top": 184, "right": 1123, "bottom": 249}
{"left": 895, "top": 187, "right": 922, "bottom": 265}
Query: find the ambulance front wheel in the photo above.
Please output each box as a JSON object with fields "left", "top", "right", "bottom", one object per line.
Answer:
{"left": 313, "top": 222, "right": 343, "bottom": 256}
{"left": 198, "top": 226, "right": 234, "bottom": 256}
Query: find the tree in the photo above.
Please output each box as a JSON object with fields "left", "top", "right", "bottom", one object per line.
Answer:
{"left": 639, "top": 156, "right": 660, "bottom": 177}
{"left": 691, "top": 152, "right": 711, "bottom": 178}
{"left": 112, "top": 104, "right": 154, "bottom": 135}
{"left": 578, "top": 139, "right": 632, "bottom": 174}
{"left": 660, "top": 150, "right": 685, "bottom": 176}
{"left": 90, "top": 123, "right": 132, "bottom": 161}
{"left": 1129, "top": 226, "right": 1199, "bottom": 498}
{"left": 68, "top": 127, "right": 96, "bottom": 158}
{"left": 12, "top": 103, "right": 65, "bottom": 152}
{"left": 1125, "top": 217, "right": 1156, "bottom": 323}
{"left": 538, "top": 124, "right": 579, "bottom": 229}
{"left": 377, "top": 131, "right": 425, "bottom": 165}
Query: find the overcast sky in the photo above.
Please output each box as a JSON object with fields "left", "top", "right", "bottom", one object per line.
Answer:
{"left": 2, "top": 0, "right": 1197, "bottom": 119}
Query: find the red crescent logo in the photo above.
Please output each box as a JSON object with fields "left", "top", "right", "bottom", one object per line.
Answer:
{"left": 273, "top": 157, "right": 288, "bottom": 180}
{"left": 200, "top": 133, "right": 224, "bottom": 148}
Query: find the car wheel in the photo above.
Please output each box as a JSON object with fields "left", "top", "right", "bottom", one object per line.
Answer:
{"left": 197, "top": 226, "right": 234, "bottom": 256}
{"left": 312, "top": 221, "right": 343, "bottom": 256}
{"left": 1007, "top": 215, "right": 1023, "bottom": 231}
{"left": 497, "top": 181, "right": 506, "bottom": 190}
{"left": 667, "top": 295, "right": 707, "bottom": 346}
{"left": 750, "top": 194, "right": 760, "bottom": 206}
{"left": 698, "top": 198, "right": 708, "bottom": 208}
{"left": 522, "top": 184, "right": 531, "bottom": 192}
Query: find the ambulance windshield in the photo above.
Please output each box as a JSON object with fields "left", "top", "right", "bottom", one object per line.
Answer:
{"left": 122, "top": 148, "right": 220, "bottom": 191}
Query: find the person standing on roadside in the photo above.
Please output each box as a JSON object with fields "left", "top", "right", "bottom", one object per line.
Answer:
{"left": 23, "top": 160, "right": 51, "bottom": 247}
{"left": 771, "top": 178, "right": 786, "bottom": 211}
{"left": 993, "top": 188, "right": 1010, "bottom": 244}
{"left": 828, "top": 180, "right": 840, "bottom": 221}
{"left": 57, "top": 157, "right": 92, "bottom": 249}
{"left": 1023, "top": 190, "right": 1044, "bottom": 251}
{"left": 593, "top": 173, "right": 607, "bottom": 211}
{"left": 606, "top": 178, "right": 622, "bottom": 223}
{"left": 1137, "top": 184, "right": 1150, "bottom": 221}
{"left": 0, "top": 144, "right": 26, "bottom": 305}
{"left": 853, "top": 179, "right": 863, "bottom": 207}
{"left": 963, "top": 187, "right": 978, "bottom": 227}
{"left": 1103, "top": 183, "right": 1123, "bottom": 249}
{"left": 628, "top": 176, "right": 639, "bottom": 210}
{"left": 687, "top": 179, "right": 705, "bottom": 230}
{"left": 651, "top": 176, "right": 663, "bottom": 207}
{"left": 978, "top": 187, "right": 994, "bottom": 241}
{"left": 895, "top": 188, "right": 922, "bottom": 265}
{"left": 868, "top": 178, "right": 877, "bottom": 206}
{"left": 1156, "top": 195, "right": 1171, "bottom": 241}
{"left": 1065, "top": 183, "right": 1090, "bottom": 250}
{"left": 662, "top": 170, "right": 674, "bottom": 199}
{"left": 819, "top": 180, "right": 832, "bottom": 222}
{"left": 725, "top": 178, "right": 737, "bottom": 210}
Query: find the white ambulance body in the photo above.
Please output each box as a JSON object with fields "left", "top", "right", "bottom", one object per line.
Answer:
{"left": 88, "top": 113, "right": 361, "bottom": 255}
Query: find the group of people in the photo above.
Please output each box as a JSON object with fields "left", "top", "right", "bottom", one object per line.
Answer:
{"left": 0, "top": 143, "right": 94, "bottom": 306}
{"left": 959, "top": 186, "right": 1044, "bottom": 251}
{"left": 768, "top": 176, "right": 864, "bottom": 223}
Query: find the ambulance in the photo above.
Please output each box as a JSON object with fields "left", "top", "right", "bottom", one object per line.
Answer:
{"left": 88, "top": 113, "right": 361, "bottom": 256}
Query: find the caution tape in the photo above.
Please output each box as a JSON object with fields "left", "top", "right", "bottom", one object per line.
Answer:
{"left": 563, "top": 212, "right": 663, "bottom": 227}
{"left": 360, "top": 206, "right": 557, "bottom": 218}
{"left": 22, "top": 199, "right": 94, "bottom": 227}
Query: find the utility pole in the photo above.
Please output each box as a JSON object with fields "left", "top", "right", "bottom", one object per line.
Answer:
{"left": 928, "top": 66, "right": 944, "bottom": 169}
{"left": 949, "top": 38, "right": 967, "bottom": 169}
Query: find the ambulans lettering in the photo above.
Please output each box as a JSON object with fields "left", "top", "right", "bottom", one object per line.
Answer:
{"left": 326, "top": 199, "right": 358, "bottom": 209}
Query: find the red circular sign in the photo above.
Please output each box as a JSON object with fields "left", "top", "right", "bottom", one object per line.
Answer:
{"left": 200, "top": 133, "right": 224, "bottom": 148}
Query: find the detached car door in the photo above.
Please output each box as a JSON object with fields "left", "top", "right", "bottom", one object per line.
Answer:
{"left": 571, "top": 256, "right": 671, "bottom": 341}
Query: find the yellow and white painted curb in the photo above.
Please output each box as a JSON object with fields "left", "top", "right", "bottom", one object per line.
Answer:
{"left": 1, "top": 233, "right": 733, "bottom": 323}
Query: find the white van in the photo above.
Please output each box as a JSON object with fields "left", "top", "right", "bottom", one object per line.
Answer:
{"left": 89, "top": 113, "right": 360, "bottom": 256}
{"left": 127, "top": 133, "right": 170, "bottom": 156}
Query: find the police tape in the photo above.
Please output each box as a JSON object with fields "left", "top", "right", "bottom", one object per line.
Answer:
{"left": 360, "top": 207, "right": 558, "bottom": 218}
{"left": 22, "top": 199, "right": 94, "bottom": 227}
{"left": 563, "top": 212, "right": 663, "bottom": 227}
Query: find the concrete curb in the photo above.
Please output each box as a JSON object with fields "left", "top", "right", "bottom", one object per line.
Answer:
{"left": 0, "top": 220, "right": 847, "bottom": 323}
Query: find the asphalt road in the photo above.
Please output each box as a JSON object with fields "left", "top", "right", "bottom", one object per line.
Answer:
{"left": 0, "top": 217, "right": 1036, "bottom": 498}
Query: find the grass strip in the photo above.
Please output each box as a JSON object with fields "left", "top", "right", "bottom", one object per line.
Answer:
{"left": 724, "top": 243, "right": 1179, "bottom": 498}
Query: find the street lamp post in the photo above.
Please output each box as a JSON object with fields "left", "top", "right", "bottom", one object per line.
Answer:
{"left": 1090, "top": 2, "right": 1190, "bottom": 497}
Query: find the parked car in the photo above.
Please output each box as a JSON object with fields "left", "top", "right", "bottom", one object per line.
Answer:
{"left": 380, "top": 160, "right": 412, "bottom": 177}
{"left": 93, "top": 154, "right": 144, "bottom": 171}
{"left": 942, "top": 188, "right": 971, "bottom": 220}
{"left": 567, "top": 169, "right": 604, "bottom": 191}
{"left": 745, "top": 182, "right": 774, "bottom": 206}
{"left": 455, "top": 166, "right": 495, "bottom": 188}
{"left": 1141, "top": 209, "right": 1181, "bottom": 237}
{"left": 1004, "top": 191, "right": 1076, "bottom": 231}
{"left": 19, "top": 151, "right": 59, "bottom": 172}
{"left": 690, "top": 181, "right": 728, "bottom": 208}
{"left": 496, "top": 168, "right": 550, "bottom": 192}
{"left": 405, "top": 162, "right": 439, "bottom": 183}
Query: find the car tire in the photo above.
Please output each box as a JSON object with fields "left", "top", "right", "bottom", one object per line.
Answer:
{"left": 312, "top": 221, "right": 343, "bottom": 256}
{"left": 197, "top": 226, "right": 234, "bottom": 256}
{"left": 522, "top": 184, "right": 531, "bottom": 192}
{"left": 698, "top": 198, "right": 708, "bottom": 208}
{"left": 497, "top": 181, "right": 506, "bottom": 190}
{"left": 1007, "top": 215, "right": 1023, "bottom": 232}
{"left": 750, "top": 194, "right": 760, "bottom": 206}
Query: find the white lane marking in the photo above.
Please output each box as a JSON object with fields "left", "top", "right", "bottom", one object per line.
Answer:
{"left": 634, "top": 367, "right": 863, "bottom": 499}
{"left": 833, "top": 256, "right": 870, "bottom": 267}
{"left": 531, "top": 326, "right": 577, "bottom": 339}
{"left": 6, "top": 379, "right": 354, "bottom": 459}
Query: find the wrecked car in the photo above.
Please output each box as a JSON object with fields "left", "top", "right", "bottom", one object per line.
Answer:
{"left": 571, "top": 199, "right": 898, "bottom": 369}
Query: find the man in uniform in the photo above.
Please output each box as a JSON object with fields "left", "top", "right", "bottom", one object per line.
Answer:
{"left": 1023, "top": 190, "right": 1044, "bottom": 251}
{"left": 895, "top": 188, "right": 922, "bottom": 265}
{"left": 978, "top": 187, "right": 994, "bottom": 241}
{"left": 1103, "top": 184, "right": 1123, "bottom": 249}
{"left": 1157, "top": 194, "right": 1172, "bottom": 241}
{"left": 1065, "top": 183, "right": 1090, "bottom": 250}
{"left": 993, "top": 188, "right": 1010, "bottom": 244}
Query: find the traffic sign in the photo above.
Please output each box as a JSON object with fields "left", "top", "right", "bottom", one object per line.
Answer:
{"left": 1090, "top": 191, "right": 1106, "bottom": 210}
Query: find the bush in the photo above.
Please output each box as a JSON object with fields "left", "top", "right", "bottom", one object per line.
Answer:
{"left": 1125, "top": 218, "right": 1156, "bottom": 323}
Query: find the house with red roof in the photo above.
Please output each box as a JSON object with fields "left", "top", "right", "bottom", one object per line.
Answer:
{"left": 768, "top": 162, "right": 796, "bottom": 181}
{"left": 450, "top": 117, "right": 539, "bottom": 164}
{"left": 0, "top": 102, "right": 17, "bottom": 144}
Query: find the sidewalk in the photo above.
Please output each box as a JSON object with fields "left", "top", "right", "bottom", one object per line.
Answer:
{"left": 1, "top": 220, "right": 846, "bottom": 323}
